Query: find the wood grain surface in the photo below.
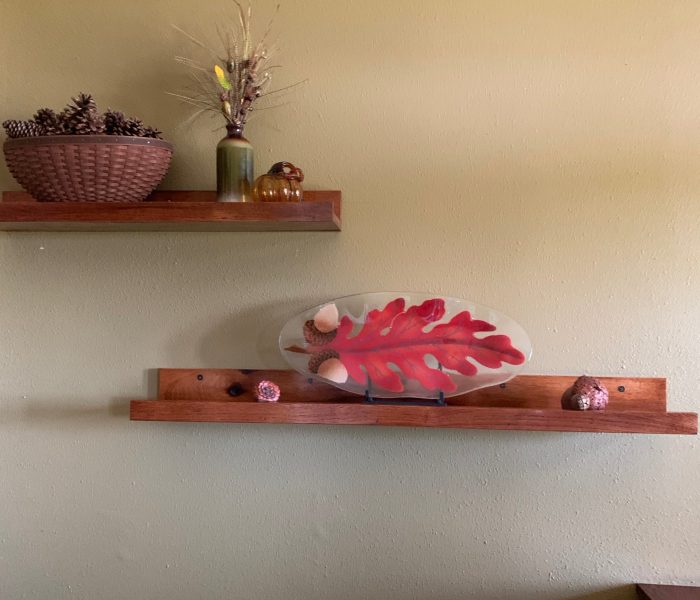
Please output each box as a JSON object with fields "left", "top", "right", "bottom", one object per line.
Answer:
{"left": 129, "top": 400, "right": 697, "bottom": 434}
{"left": 128, "top": 369, "right": 698, "bottom": 434}
{"left": 0, "top": 190, "right": 341, "bottom": 231}
{"left": 637, "top": 584, "right": 700, "bottom": 600}
{"left": 157, "top": 369, "right": 667, "bottom": 411}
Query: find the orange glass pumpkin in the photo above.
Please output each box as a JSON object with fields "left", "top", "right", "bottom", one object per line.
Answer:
{"left": 252, "top": 162, "right": 304, "bottom": 202}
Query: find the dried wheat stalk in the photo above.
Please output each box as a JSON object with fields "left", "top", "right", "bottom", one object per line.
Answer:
{"left": 170, "top": 1, "right": 304, "bottom": 135}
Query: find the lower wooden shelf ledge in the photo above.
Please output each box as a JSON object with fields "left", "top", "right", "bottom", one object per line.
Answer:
{"left": 128, "top": 370, "right": 698, "bottom": 434}
{"left": 129, "top": 401, "right": 696, "bottom": 434}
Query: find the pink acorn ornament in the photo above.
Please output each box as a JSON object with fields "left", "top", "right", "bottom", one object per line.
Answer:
{"left": 255, "top": 380, "right": 281, "bottom": 402}
{"left": 561, "top": 376, "right": 609, "bottom": 411}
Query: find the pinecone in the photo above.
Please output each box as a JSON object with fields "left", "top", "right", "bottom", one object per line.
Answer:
{"left": 141, "top": 125, "right": 163, "bottom": 139}
{"left": 2, "top": 119, "right": 41, "bottom": 138}
{"left": 121, "top": 117, "right": 147, "bottom": 137}
{"left": 104, "top": 111, "right": 146, "bottom": 137}
{"left": 303, "top": 320, "right": 337, "bottom": 346}
{"left": 73, "top": 92, "right": 97, "bottom": 112}
{"left": 104, "top": 109, "right": 162, "bottom": 138}
{"left": 62, "top": 93, "right": 105, "bottom": 135}
{"left": 308, "top": 349, "right": 340, "bottom": 374}
{"left": 103, "top": 109, "right": 127, "bottom": 135}
{"left": 70, "top": 111, "right": 105, "bottom": 135}
{"left": 32, "top": 108, "right": 64, "bottom": 135}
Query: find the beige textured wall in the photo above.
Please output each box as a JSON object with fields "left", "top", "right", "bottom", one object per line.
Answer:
{"left": 1, "top": 1, "right": 699, "bottom": 599}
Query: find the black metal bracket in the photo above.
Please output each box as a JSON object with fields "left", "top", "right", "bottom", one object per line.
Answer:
{"left": 363, "top": 390, "right": 446, "bottom": 407}
{"left": 361, "top": 364, "right": 449, "bottom": 407}
{"left": 362, "top": 376, "right": 446, "bottom": 407}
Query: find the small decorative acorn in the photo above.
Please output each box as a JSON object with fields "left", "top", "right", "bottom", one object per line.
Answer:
{"left": 255, "top": 380, "right": 281, "bottom": 402}
{"left": 561, "top": 376, "right": 609, "bottom": 411}
{"left": 304, "top": 303, "right": 347, "bottom": 383}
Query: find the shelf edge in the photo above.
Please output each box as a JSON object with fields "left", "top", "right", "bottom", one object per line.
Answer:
{"left": 129, "top": 401, "right": 698, "bottom": 434}
{"left": 0, "top": 191, "right": 342, "bottom": 232}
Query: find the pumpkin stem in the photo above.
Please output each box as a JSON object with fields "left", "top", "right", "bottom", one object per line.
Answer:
{"left": 268, "top": 161, "right": 304, "bottom": 182}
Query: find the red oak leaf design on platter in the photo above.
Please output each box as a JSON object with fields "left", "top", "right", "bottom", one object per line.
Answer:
{"left": 298, "top": 297, "right": 526, "bottom": 393}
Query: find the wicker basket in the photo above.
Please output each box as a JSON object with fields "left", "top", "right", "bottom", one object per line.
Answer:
{"left": 3, "top": 135, "right": 173, "bottom": 202}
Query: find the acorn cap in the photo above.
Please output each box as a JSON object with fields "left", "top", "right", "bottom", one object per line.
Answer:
{"left": 303, "top": 320, "right": 337, "bottom": 346}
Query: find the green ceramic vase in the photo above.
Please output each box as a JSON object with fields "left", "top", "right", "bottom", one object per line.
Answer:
{"left": 216, "top": 125, "right": 254, "bottom": 202}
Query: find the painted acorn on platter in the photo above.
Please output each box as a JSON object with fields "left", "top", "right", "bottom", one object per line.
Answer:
{"left": 303, "top": 304, "right": 348, "bottom": 384}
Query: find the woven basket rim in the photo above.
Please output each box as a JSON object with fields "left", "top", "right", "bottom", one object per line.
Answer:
{"left": 4, "top": 135, "right": 173, "bottom": 151}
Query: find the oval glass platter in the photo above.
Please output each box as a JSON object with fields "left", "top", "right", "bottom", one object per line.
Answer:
{"left": 280, "top": 292, "right": 532, "bottom": 399}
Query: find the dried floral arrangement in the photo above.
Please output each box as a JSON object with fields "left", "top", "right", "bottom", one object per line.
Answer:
{"left": 2, "top": 93, "right": 163, "bottom": 139}
{"left": 171, "top": 1, "right": 303, "bottom": 135}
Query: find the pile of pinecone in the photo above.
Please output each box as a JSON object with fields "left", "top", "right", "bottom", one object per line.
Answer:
{"left": 2, "top": 93, "right": 162, "bottom": 139}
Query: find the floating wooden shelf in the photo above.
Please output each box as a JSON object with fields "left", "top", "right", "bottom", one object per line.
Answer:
{"left": 130, "top": 370, "right": 698, "bottom": 435}
{"left": 636, "top": 584, "right": 700, "bottom": 600}
{"left": 0, "top": 190, "right": 341, "bottom": 232}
